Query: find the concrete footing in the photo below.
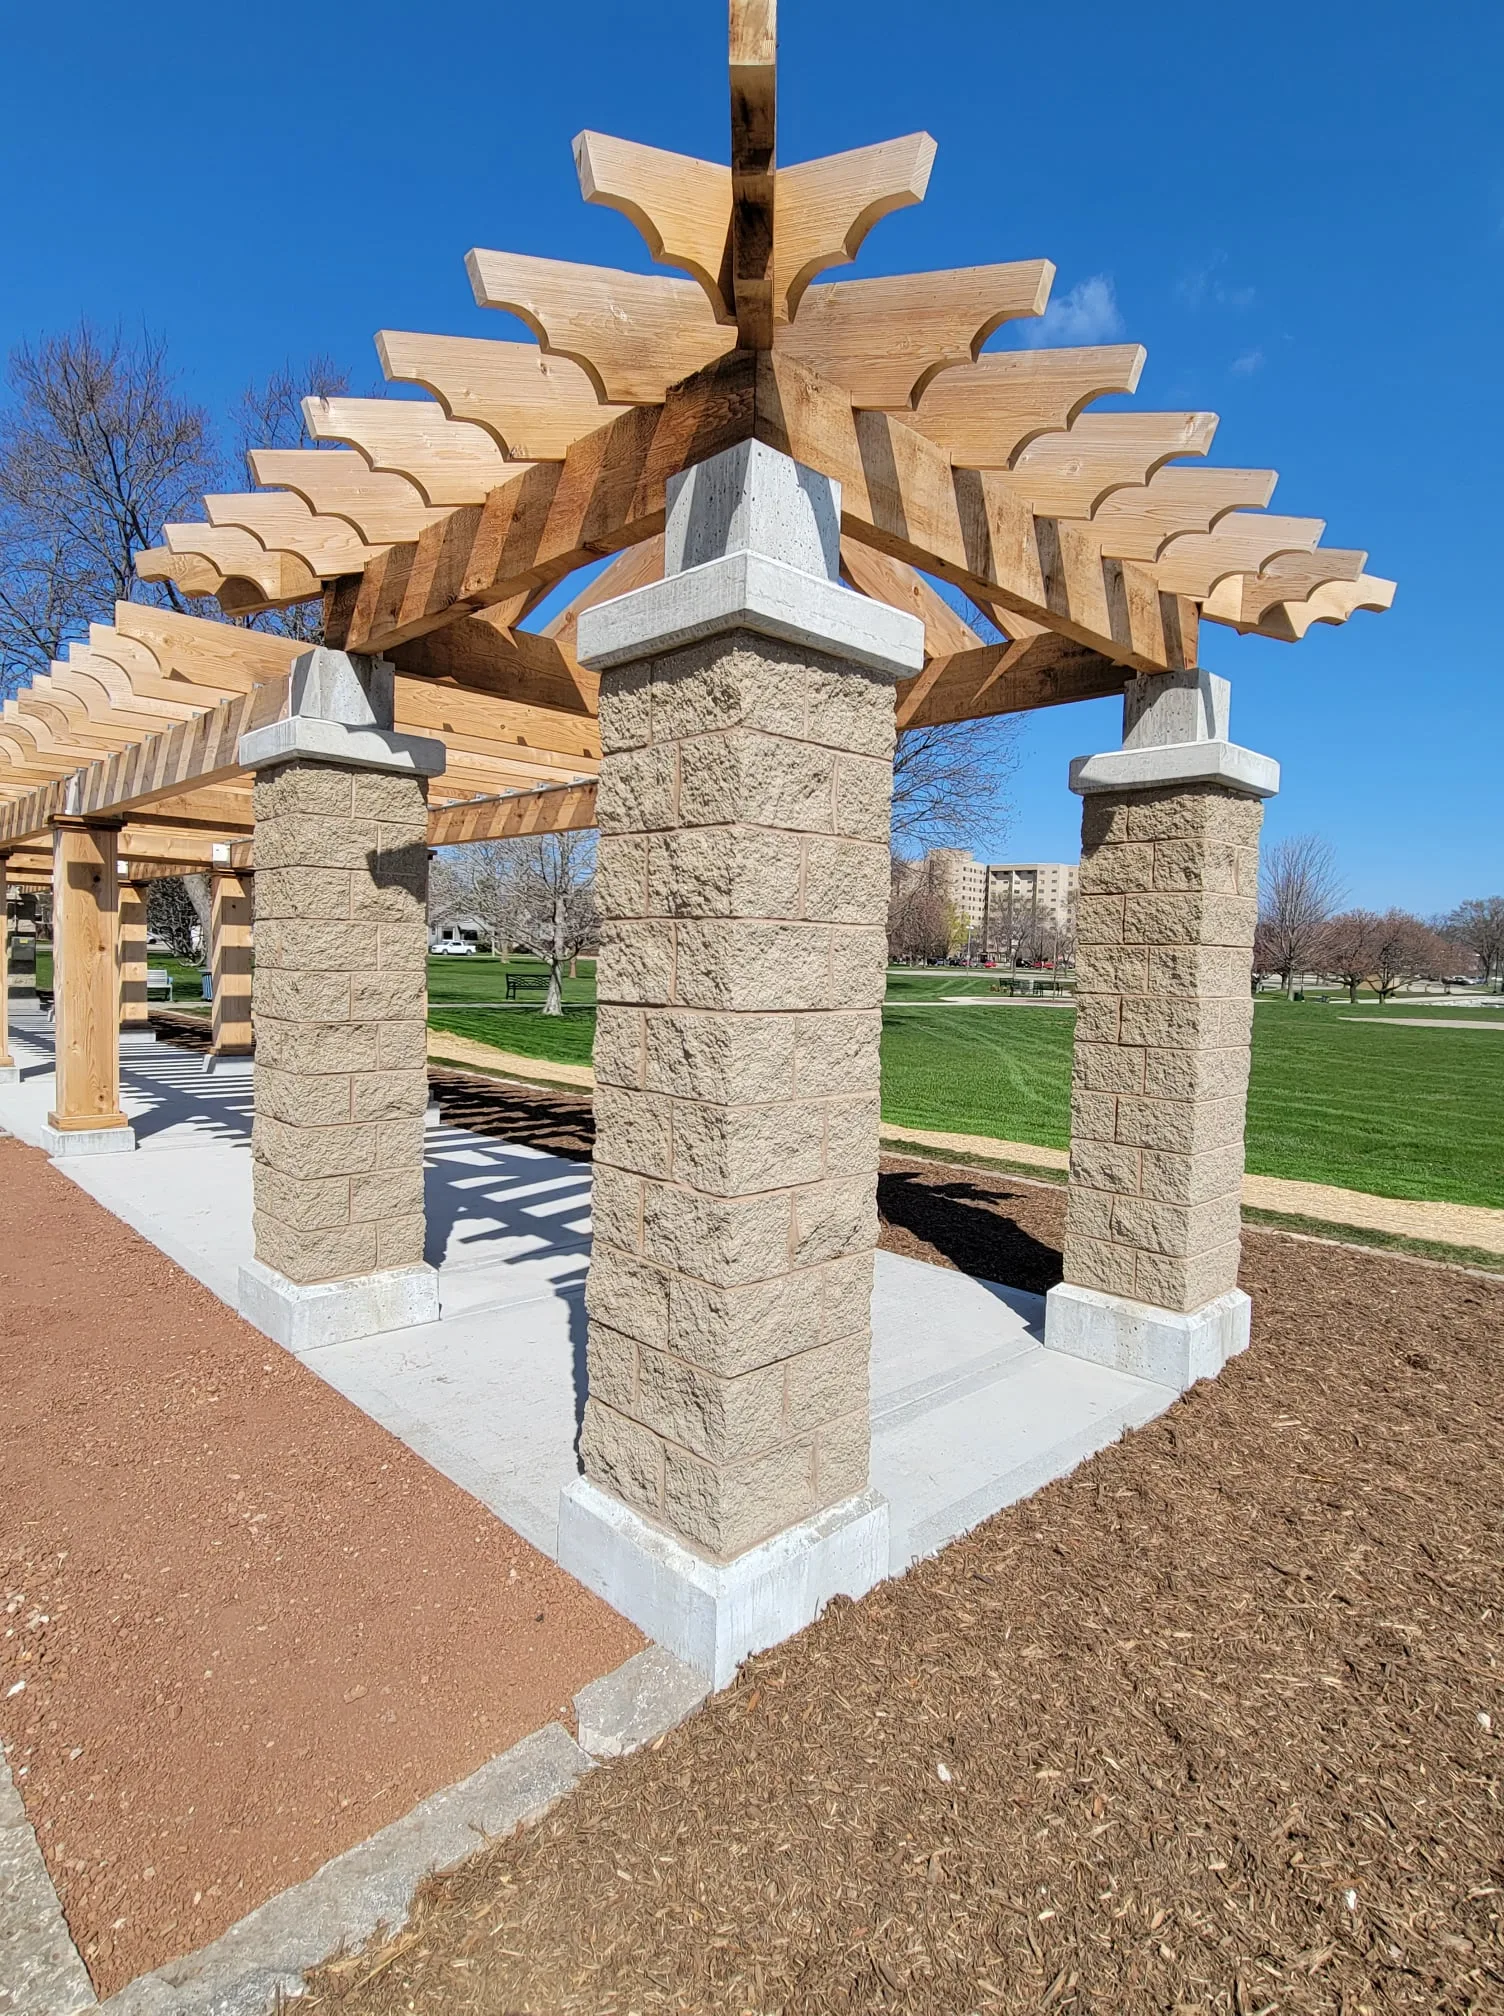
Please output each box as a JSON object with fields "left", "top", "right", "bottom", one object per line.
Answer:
{"left": 40, "top": 1122, "right": 136, "bottom": 1158}
{"left": 557, "top": 1477, "right": 890, "bottom": 1689}
{"left": 1044, "top": 1280, "right": 1251, "bottom": 1390}
{"left": 118, "top": 1029, "right": 161, "bottom": 1049}
{"left": 237, "top": 1258, "right": 440, "bottom": 1353}
{"left": 0, "top": 1062, "right": 18, "bottom": 1085}
{"left": 573, "top": 1646, "right": 709, "bottom": 1758}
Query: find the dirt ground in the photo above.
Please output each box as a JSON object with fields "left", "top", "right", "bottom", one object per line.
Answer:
{"left": 295, "top": 1080, "right": 1504, "bottom": 2015}
{"left": 0, "top": 1134, "right": 641, "bottom": 1998}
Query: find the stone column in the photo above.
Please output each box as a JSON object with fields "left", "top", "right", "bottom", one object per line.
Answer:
{"left": 0, "top": 857, "right": 16, "bottom": 1085}
{"left": 557, "top": 439, "right": 925, "bottom": 1685}
{"left": 209, "top": 863, "right": 255, "bottom": 1058}
{"left": 234, "top": 646, "right": 445, "bottom": 1352}
{"left": 118, "top": 878, "right": 153, "bottom": 1045}
{"left": 1044, "top": 671, "right": 1278, "bottom": 1388}
{"left": 44, "top": 815, "right": 135, "bottom": 1155}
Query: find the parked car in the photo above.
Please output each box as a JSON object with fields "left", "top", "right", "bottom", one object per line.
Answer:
{"left": 430, "top": 939, "right": 477, "bottom": 956}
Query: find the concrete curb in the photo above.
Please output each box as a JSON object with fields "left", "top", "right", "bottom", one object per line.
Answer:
{"left": 0, "top": 1741, "right": 98, "bottom": 2014}
{"left": 0, "top": 1642, "right": 715, "bottom": 2016}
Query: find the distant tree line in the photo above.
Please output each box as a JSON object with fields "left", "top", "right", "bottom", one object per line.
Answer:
{"left": 1255, "top": 835, "right": 1502, "bottom": 999}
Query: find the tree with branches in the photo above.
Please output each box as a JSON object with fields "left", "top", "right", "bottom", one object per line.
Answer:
{"left": 1257, "top": 834, "right": 1343, "bottom": 995}
{"left": 1442, "top": 895, "right": 1504, "bottom": 990}
{"left": 0, "top": 321, "right": 219, "bottom": 695}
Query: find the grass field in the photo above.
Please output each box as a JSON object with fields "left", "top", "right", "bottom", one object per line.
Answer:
{"left": 428, "top": 975, "right": 1504, "bottom": 1209}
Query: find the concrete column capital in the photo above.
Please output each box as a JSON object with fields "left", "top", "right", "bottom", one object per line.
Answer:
{"left": 237, "top": 645, "right": 446, "bottom": 777}
{"left": 1069, "top": 669, "right": 1279, "bottom": 799}
{"left": 576, "top": 441, "right": 924, "bottom": 680}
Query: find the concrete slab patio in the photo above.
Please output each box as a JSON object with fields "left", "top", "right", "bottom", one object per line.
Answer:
{"left": 0, "top": 1008, "right": 1177, "bottom": 1583}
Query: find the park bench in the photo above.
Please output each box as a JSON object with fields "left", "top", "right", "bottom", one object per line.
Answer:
{"left": 146, "top": 968, "right": 175, "bottom": 1001}
{"left": 504, "top": 971, "right": 551, "bottom": 1000}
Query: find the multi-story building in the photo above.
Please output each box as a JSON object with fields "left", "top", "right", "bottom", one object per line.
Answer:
{"left": 921, "top": 849, "right": 1079, "bottom": 960}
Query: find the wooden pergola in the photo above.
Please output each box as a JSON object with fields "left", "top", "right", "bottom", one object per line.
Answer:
{"left": 0, "top": 6, "right": 1389, "bottom": 894}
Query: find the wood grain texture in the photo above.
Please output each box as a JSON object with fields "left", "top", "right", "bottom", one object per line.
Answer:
{"left": 374, "top": 335, "right": 630, "bottom": 463}
{"left": 427, "top": 780, "right": 599, "bottom": 848}
{"left": 575, "top": 132, "right": 734, "bottom": 322}
{"left": 49, "top": 818, "right": 129, "bottom": 1132}
{"left": 302, "top": 396, "right": 522, "bottom": 507}
{"left": 247, "top": 449, "right": 450, "bottom": 545}
{"left": 729, "top": 0, "right": 778, "bottom": 348}
{"left": 210, "top": 870, "right": 255, "bottom": 1056}
{"left": 907, "top": 345, "right": 1146, "bottom": 466}
{"left": 775, "top": 133, "right": 935, "bottom": 321}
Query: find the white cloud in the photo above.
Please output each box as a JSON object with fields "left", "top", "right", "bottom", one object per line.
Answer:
{"left": 1177, "top": 250, "right": 1256, "bottom": 312}
{"left": 1019, "top": 275, "right": 1125, "bottom": 348}
{"left": 1230, "top": 347, "right": 1265, "bottom": 376}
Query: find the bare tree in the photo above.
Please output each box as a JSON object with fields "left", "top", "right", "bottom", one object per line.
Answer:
{"left": 1317, "top": 909, "right": 1383, "bottom": 1003}
{"left": 891, "top": 717, "right": 1021, "bottom": 851}
{"left": 887, "top": 856, "right": 965, "bottom": 963}
{"left": 1365, "top": 910, "right": 1449, "bottom": 1003}
{"left": 1442, "top": 895, "right": 1504, "bottom": 989}
{"left": 498, "top": 833, "right": 598, "bottom": 1014}
{"left": 1257, "top": 835, "right": 1343, "bottom": 995}
{"left": 146, "top": 878, "right": 202, "bottom": 960}
{"left": 0, "top": 322, "right": 220, "bottom": 696}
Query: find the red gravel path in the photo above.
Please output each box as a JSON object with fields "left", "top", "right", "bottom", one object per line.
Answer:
{"left": 0, "top": 1133, "right": 640, "bottom": 1997}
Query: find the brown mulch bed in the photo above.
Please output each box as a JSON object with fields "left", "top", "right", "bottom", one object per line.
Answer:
{"left": 0, "top": 1135, "right": 641, "bottom": 1997}
{"left": 300, "top": 1084, "right": 1504, "bottom": 2013}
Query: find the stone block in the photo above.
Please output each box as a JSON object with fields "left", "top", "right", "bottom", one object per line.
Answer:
{"left": 674, "top": 920, "right": 834, "bottom": 1013}
{"left": 377, "top": 1019, "right": 429, "bottom": 1069}
{"left": 252, "top": 762, "right": 353, "bottom": 819}
{"left": 256, "top": 815, "right": 379, "bottom": 873}
{"left": 634, "top": 1347, "right": 787, "bottom": 1463}
{"left": 1142, "top": 1043, "right": 1250, "bottom": 1102}
{"left": 254, "top": 1113, "right": 379, "bottom": 1180}
{"left": 1072, "top": 943, "right": 1149, "bottom": 997}
{"left": 1138, "top": 1142, "right": 1246, "bottom": 1207}
{"left": 790, "top": 1174, "right": 878, "bottom": 1269}
{"left": 351, "top": 770, "right": 428, "bottom": 822}
{"left": 377, "top": 920, "right": 433, "bottom": 970}
{"left": 351, "top": 1068, "right": 431, "bottom": 1122}
{"left": 351, "top": 971, "right": 428, "bottom": 1021}
{"left": 1069, "top": 1087, "right": 1119, "bottom": 1144}
{"left": 784, "top": 1331, "right": 869, "bottom": 1428}
{"left": 252, "top": 969, "right": 353, "bottom": 1023}
{"left": 640, "top": 1181, "right": 791, "bottom": 1286}
{"left": 1133, "top": 1241, "right": 1242, "bottom": 1314}
{"left": 832, "top": 754, "right": 892, "bottom": 842}
{"left": 350, "top": 1166, "right": 428, "bottom": 1225}
{"left": 375, "top": 1216, "right": 426, "bottom": 1268}
{"left": 1074, "top": 1040, "right": 1145, "bottom": 1096}
{"left": 644, "top": 1009, "right": 796, "bottom": 1104}
{"left": 812, "top": 1407, "right": 871, "bottom": 1504}
{"left": 1061, "top": 1232, "right": 1138, "bottom": 1299}
{"left": 648, "top": 635, "right": 812, "bottom": 745}
{"left": 801, "top": 836, "right": 891, "bottom": 924}
{"left": 804, "top": 661, "right": 896, "bottom": 759}
{"left": 1078, "top": 840, "right": 1155, "bottom": 895}
{"left": 1073, "top": 994, "right": 1122, "bottom": 1045}
{"left": 597, "top": 744, "right": 679, "bottom": 834}
{"left": 1079, "top": 796, "right": 1133, "bottom": 848}
{"left": 252, "top": 1166, "right": 352, "bottom": 1231}
{"left": 827, "top": 926, "right": 889, "bottom": 1011}
{"left": 676, "top": 728, "right": 835, "bottom": 833}
{"left": 253, "top": 865, "right": 353, "bottom": 923}
{"left": 1121, "top": 890, "right": 1211, "bottom": 947}
{"left": 1068, "top": 1136, "right": 1141, "bottom": 1195}
{"left": 590, "top": 1166, "right": 645, "bottom": 1254}
{"left": 374, "top": 1116, "right": 427, "bottom": 1167}
{"left": 661, "top": 1433, "right": 815, "bottom": 1558}
{"left": 669, "top": 1270, "right": 824, "bottom": 1377}
{"left": 256, "top": 1065, "right": 353, "bottom": 1129}
{"left": 669, "top": 1096, "right": 825, "bottom": 1195}
{"left": 1152, "top": 837, "right": 1239, "bottom": 895}
{"left": 594, "top": 833, "right": 650, "bottom": 919}
{"left": 1063, "top": 1183, "right": 1117, "bottom": 1244}
{"left": 822, "top": 1093, "right": 882, "bottom": 1176}
{"left": 579, "top": 1398, "right": 664, "bottom": 1519}
{"left": 255, "top": 1018, "right": 381, "bottom": 1076}
{"left": 1126, "top": 786, "right": 1262, "bottom": 845}
{"left": 595, "top": 921, "right": 676, "bottom": 1006}
{"left": 819, "top": 1250, "right": 875, "bottom": 1342}
{"left": 1109, "top": 1191, "right": 1241, "bottom": 1261}
{"left": 584, "top": 1323, "right": 640, "bottom": 1413}
{"left": 585, "top": 1246, "right": 672, "bottom": 1352}
{"left": 594, "top": 1004, "right": 647, "bottom": 1090}
{"left": 254, "top": 1213, "right": 379, "bottom": 1285}
{"left": 645, "top": 826, "right": 804, "bottom": 920}
{"left": 253, "top": 920, "right": 369, "bottom": 971}
{"left": 1076, "top": 893, "right": 1126, "bottom": 945}
{"left": 792, "top": 1012, "right": 880, "bottom": 1098}
{"left": 595, "top": 1084, "right": 675, "bottom": 1179}
{"left": 351, "top": 859, "right": 427, "bottom": 922}
{"left": 597, "top": 662, "right": 653, "bottom": 750}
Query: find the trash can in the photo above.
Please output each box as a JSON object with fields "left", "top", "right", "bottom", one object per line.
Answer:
{"left": 201, "top": 971, "right": 214, "bottom": 1001}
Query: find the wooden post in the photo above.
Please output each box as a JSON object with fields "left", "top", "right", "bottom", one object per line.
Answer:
{"left": 48, "top": 816, "right": 132, "bottom": 1144}
{"left": 210, "top": 868, "right": 255, "bottom": 1056}
{"left": 119, "top": 879, "right": 150, "bottom": 1029}
{"left": 0, "top": 857, "right": 15, "bottom": 1080}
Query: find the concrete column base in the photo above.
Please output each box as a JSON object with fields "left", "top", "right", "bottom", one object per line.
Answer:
{"left": 1044, "top": 1281, "right": 1251, "bottom": 1391}
{"left": 40, "top": 1122, "right": 136, "bottom": 1158}
{"left": 0, "top": 1062, "right": 17, "bottom": 1084}
{"left": 237, "top": 1259, "right": 440, "bottom": 1354}
{"left": 119, "top": 1027, "right": 161, "bottom": 1049}
{"left": 557, "top": 1477, "right": 890, "bottom": 1689}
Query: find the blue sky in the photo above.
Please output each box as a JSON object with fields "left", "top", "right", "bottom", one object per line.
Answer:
{"left": 3, "top": 0, "right": 1498, "bottom": 911}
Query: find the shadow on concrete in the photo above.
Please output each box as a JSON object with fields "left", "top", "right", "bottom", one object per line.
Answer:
{"left": 876, "top": 1168, "right": 1064, "bottom": 1297}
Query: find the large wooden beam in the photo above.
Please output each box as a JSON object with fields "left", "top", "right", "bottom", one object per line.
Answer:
{"left": 427, "top": 780, "right": 599, "bottom": 847}
{"left": 728, "top": 0, "right": 778, "bottom": 348}
{"left": 896, "top": 635, "right": 1126, "bottom": 728}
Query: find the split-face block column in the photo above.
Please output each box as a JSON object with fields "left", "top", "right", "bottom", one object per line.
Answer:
{"left": 559, "top": 440, "right": 925, "bottom": 1685}
{"left": 43, "top": 816, "right": 135, "bottom": 1156}
{"left": 1045, "top": 671, "right": 1279, "bottom": 1388}
{"left": 235, "top": 647, "right": 445, "bottom": 1352}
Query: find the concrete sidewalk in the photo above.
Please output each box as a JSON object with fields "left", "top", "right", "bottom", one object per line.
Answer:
{"left": 2, "top": 1010, "right": 1175, "bottom": 1577}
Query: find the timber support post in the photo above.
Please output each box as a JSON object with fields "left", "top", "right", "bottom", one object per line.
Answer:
{"left": 44, "top": 813, "right": 135, "bottom": 1155}
{"left": 209, "top": 858, "right": 255, "bottom": 1059}
{"left": 557, "top": 439, "right": 925, "bottom": 1685}
{"left": 235, "top": 645, "right": 447, "bottom": 1352}
{"left": 1044, "top": 670, "right": 1279, "bottom": 1389}
{"left": 118, "top": 877, "right": 154, "bottom": 1047}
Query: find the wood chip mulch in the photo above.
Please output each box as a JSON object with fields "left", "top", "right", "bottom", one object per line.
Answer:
{"left": 294, "top": 1076, "right": 1504, "bottom": 2014}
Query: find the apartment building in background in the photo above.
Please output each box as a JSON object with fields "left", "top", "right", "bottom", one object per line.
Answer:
{"left": 922, "top": 849, "right": 1079, "bottom": 959}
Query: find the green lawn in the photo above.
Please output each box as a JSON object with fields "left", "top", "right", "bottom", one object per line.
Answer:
{"left": 427, "top": 952, "right": 597, "bottom": 1007}
{"left": 429, "top": 986, "right": 1503, "bottom": 1209}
